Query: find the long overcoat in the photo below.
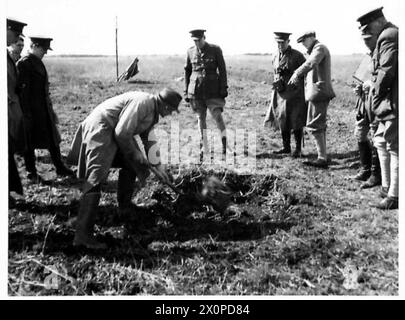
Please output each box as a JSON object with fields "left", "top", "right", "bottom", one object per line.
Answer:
{"left": 370, "top": 22, "right": 398, "bottom": 121}
{"left": 264, "top": 46, "right": 307, "bottom": 131}
{"left": 7, "top": 51, "right": 25, "bottom": 153}
{"left": 16, "top": 53, "right": 61, "bottom": 150}
{"left": 66, "top": 92, "right": 161, "bottom": 189}
{"left": 294, "top": 40, "right": 335, "bottom": 102}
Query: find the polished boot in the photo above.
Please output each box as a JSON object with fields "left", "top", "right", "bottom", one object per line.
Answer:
{"left": 73, "top": 192, "right": 106, "bottom": 249}
{"left": 273, "top": 130, "right": 291, "bottom": 154}
{"left": 292, "top": 129, "right": 303, "bottom": 158}
{"left": 361, "top": 146, "right": 381, "bottom": 189}
{"left": 352, "top": 141, "right": 372, "bottom": 181}
{"left": 117, "top": 169, "right": 137, "bottom": 211}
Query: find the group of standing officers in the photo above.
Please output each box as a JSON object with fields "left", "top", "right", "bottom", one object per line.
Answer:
{"left": 7, "top": 6, "right": 398, "bottom": 249}
{"left": 264, "top": 7, "right": 398, "bottom": 210}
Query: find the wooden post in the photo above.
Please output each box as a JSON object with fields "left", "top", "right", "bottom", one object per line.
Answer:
{"left": 115, "top": 16, "right": 119, "bottom": 80}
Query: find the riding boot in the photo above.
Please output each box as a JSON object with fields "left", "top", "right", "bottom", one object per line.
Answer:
{"left": 292, "top": 129, "right": 303, "bottom": 158}
{"left": 361, "top": 146, "right": 382, "bottom": 188}
{"left": 352, "top": 141, "right": 372, "bottom": 181}
{"left": 273, "top": 130, "right": 291, "bottom": 154}
{"left": 73, "top": 192, "right": 106, "bottom": 249}
{"left": 117, "top": 168, "right": 137, "bottom": 211}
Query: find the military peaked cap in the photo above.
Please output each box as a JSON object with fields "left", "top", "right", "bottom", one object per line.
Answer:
{"left": 7, "top": 18, "right": 27, "bottom": 36}
{"left": 357, "top": 7, "right": 384, "bottom": 30}
{"left": 189, "top": 29, "right": 206, "bottom": 40}
{"left": 30, "top": 36, "right": 53, "bottom": 50}
{"left": 274, "top": 32, "right": 291, "bottom": 42}
{"left": 297, "top": 31, "right": 316, "bottom": 43}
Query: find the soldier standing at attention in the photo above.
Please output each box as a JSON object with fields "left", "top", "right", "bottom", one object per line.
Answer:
{"left": 7, "top": 18, "right": 27, "bottom": 202}
{"left": 17, "top": 36, "right": 75, "bottom": 184}
{"left": 288, "top": 31, "right": 335, "bottom": 168}
{"left": 356, "top": 7, "right": 398, "bottom": 210}
{"left": 264, "top": 32, "right": 307, "bottom": 157}
{"left": 184, "top": 29, "right": 229, "bottom": 161}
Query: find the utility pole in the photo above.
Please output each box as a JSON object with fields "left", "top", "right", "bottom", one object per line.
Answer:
{"left": 115, "top": 16, "right": 119, "bottom": 80}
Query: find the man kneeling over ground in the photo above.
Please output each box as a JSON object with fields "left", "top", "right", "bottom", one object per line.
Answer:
{"left": 67, "top": 88, "right": 182, "bottom": 249}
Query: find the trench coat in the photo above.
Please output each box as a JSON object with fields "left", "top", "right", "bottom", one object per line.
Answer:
{"left": 7, "top": 51, "right": 25, "bottom": 153}
{"left": 264, "top": 46, "right": 307, "bottom": 131}
{"left": 294, "top": 40, "right": 335, "bottom": 102}
{"left": 184, "top": 42, "right": 228, "bottom": 100}
{"left": 16, "top": 53, "right": 61, "bottom": 150}
{"left": 370, "top": 22, "right": 398, "bottom": 121}
{"left": 66, "top": 92, "right": 161, "bottom": 189}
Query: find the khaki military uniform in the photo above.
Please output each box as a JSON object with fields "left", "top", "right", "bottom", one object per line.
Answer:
{"left": 67, "top": 91, "right": 160, "bottom": 192}
{"left": 184, "top": 42, "right": 228, "bottom": 152}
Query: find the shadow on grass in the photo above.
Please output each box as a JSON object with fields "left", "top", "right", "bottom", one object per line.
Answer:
{"left": 9, "top": 201, "right": 294, "bottom": 265}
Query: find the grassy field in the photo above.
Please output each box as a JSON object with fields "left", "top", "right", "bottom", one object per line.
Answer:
{"left": 8, "top": 54, "right": 398, "bottom": 296}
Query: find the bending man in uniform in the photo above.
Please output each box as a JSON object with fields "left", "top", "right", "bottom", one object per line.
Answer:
{"left": 67, "top": 88, "right": 182, "bottom": 249}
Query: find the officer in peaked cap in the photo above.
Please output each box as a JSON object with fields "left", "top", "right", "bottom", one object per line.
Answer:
{"left": 184, "top": 28, "right": 229, "bottom": 162}
{"left": 17, "top": 34, "right": 75, "bottom": 184}
{"left": 355, "top": 6, "right": 399, "bottom": 210}
{"left": 356, "top": 7, "right": 384, "bottom": 31}
{"left": 274, "top": 32, "right": 291, "bottom": 42}
{"left": 296, "top": 31, "right": 316, "bottom": 43}
{"left": 263, "top": 31, "right": 307, "bottom": 158}
{"left": 189, "top": 29, "right": 206, "bottom": 40}
{"left": 29, "top": 36, "right": 53, "bottom": 51}
{"left": 7, "top": 18, "right": 27, "bottom": 37}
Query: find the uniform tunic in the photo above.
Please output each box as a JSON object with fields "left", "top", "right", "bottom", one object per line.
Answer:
{"left": 67, "top": 92, "right": 160, "bottom": 189}
{"left": 184, "top": 42, "right": 228, "bottom": 100}
{"left": 17, "top": 54, "right": 61, "bottom": 150}
{"left": 264, "top": 46, "right": 307, "bottom": 131}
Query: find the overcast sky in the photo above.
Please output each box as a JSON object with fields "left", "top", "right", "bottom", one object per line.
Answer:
{"left": 5, "top": 0, "right": 402, "bottom": 55}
